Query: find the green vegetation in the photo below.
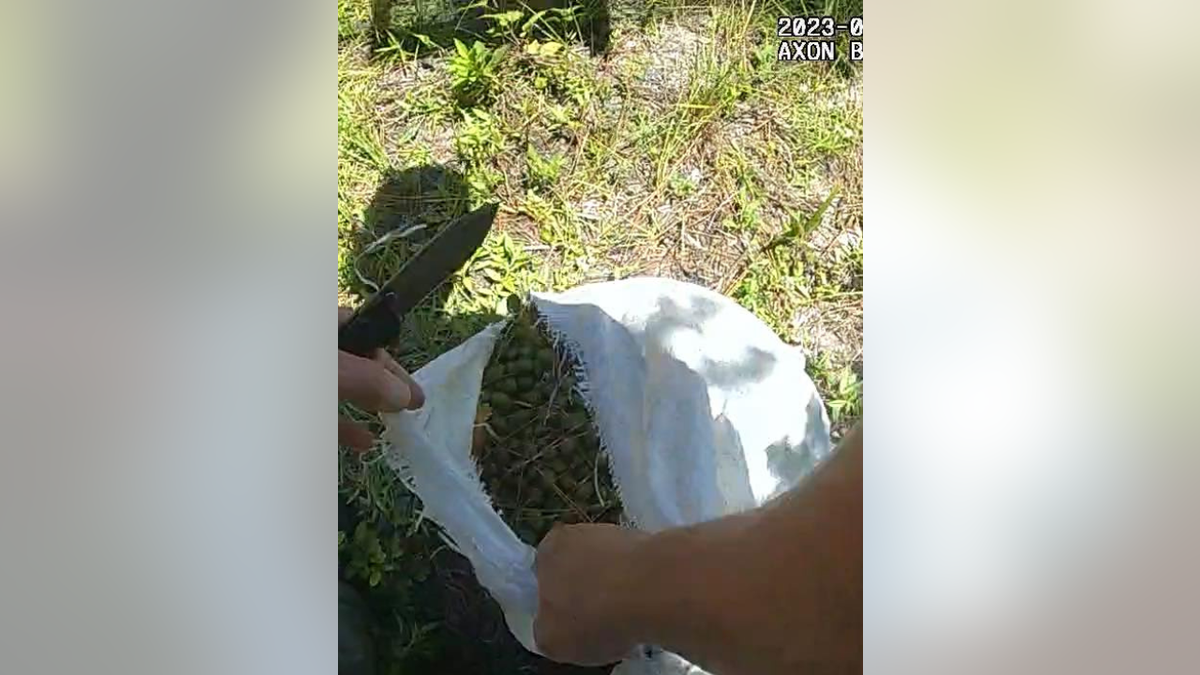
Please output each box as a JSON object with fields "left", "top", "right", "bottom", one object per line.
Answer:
{"left": 449, "top": 38, "right": 508, "bottom": 107}
{"left": 338, "top": 1, "right": 862, "bottom": 672}
{"left": 475, "top": 300, "right": 622, "bottom": 547}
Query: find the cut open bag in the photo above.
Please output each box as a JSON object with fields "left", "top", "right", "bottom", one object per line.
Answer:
{"left": 381, "top": 277, "right": 833, "bottom": 675}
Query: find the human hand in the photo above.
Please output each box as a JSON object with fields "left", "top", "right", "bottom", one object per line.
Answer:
{"left": 338, "top": 307, "right": 424, "bottom": 450}
{"left": 533, "top": 523, "right": 651, "bottom": 666}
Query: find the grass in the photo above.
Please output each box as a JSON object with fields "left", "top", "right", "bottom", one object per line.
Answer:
{"left": 338, "top": 1, "right": 862, "bottom": 671}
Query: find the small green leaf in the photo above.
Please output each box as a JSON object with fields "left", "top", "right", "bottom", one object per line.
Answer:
{"left": 483, "top": 9, "right": 523, "bottom": 27}
{"left": 802, "top": 188, "right": 840, "bottom": 236}
{"left": 521, "top": 9, "right": 549, "bottom": 36}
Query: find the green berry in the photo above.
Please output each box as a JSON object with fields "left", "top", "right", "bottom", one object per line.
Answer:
{"left": 508, "top": 411, "right": 531, "bottom": 429}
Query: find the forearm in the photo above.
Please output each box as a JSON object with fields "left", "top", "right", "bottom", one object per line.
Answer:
{"left": 627, "top": 425, "right": 863, "bottom": 675}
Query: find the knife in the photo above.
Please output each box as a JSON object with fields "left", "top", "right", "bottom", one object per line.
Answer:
{"left": 338, "top": 203, "right": 498, "bottom": 357}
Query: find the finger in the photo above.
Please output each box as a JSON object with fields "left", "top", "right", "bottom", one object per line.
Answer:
{"left": 339, "top": 350, "right": 413, "bottom": 412}
{"left": 339, "top": 417, "right": 375, "bottom": 451}
{"left": 340, "top": 305, "right": 424, "bottom": 408}
{"left": 376, "top": 351, "right": 425, "bottom": 409}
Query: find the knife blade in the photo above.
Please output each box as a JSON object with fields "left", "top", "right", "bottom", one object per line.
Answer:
{"left": 338, "top": 202, "right": 498, "bottom": 357}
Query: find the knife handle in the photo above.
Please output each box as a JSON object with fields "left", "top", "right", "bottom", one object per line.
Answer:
{"left": 338, "top": 291, "right": 401, "bottom": 357}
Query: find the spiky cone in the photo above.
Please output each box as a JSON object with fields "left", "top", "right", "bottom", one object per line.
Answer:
{"left": 473, "top": 298, "right": 624, "bottom": 546}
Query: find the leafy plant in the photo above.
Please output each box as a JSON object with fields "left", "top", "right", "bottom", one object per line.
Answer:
{"left": 764, "top": 188, "right": 841, "bottom": 252}
{"left": 825, "top": 366, "right": 862, "bottom": 424}
{"left": 481, "top": 6, "right": 525, "bottom": 39}
{"left": 524, "top": 146, "right": 565, "bottom": 190}
{"left": 344, "top": 521, "right": 402, "bottom": 587}
{"left": 448, "top": 39, "right": 507, "bottom": 108}
{"left": 454, "top": 109, "right": 504, "bottom": 165}
{"left": 532, "top": 46, "right": 595, "bottom": 107}
{"left": 521, "top": 190, "right": 557, "bottom": 229}
{"left": 667, "top": 170, "right": 698, "bottom": 198}
{"left": 544, "top": 102, "right": 575, "bottom": 135}
{"left": 465, "top": 164, "right": 504, "bottom": 204}
{"left": 807, "top": 352, "right": 862, "bottom": 427}
{"left": 524, "top": 39, "right": 564, "bottom": 59}
{"left": 521, "top": 3, "right": 600, "bottom": 44}
{"left": 726, "top": 185, "right": 764, "bottom": 232}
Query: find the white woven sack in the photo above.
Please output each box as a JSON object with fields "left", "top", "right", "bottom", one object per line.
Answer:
{"left": 382, "top": 277, "right": 832, "bottom": 674}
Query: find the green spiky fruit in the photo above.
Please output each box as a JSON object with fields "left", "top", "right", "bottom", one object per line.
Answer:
{"left": 472, "top": 300, "right": 624, "bottom": 545}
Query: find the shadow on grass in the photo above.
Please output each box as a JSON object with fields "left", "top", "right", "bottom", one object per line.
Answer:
{"left": 370, "top": 0, "right": 614, "bottom": 58}
{"left": 362, "top": 0, "right": 866, "bottom": 61}
{"left": 341, "top": 164, "right": 500, "bottom": 364}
